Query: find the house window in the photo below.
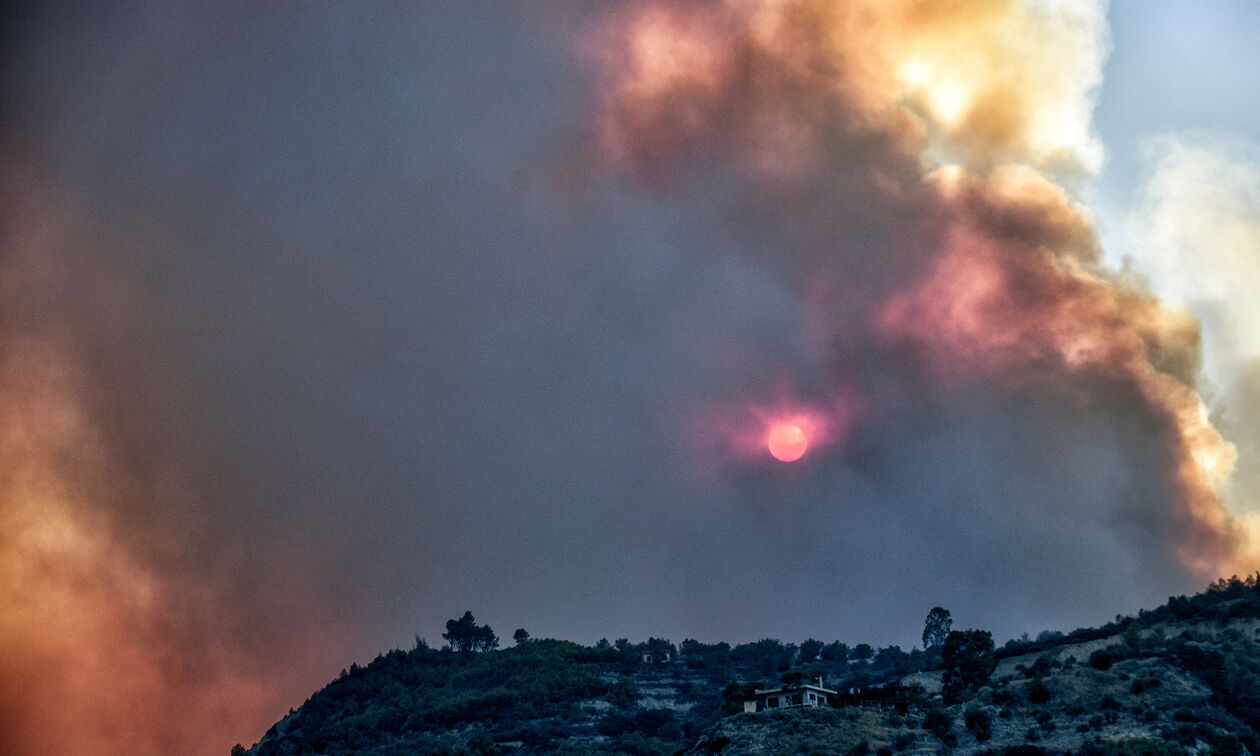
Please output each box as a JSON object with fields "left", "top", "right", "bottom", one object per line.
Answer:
{"left": 767, "top": 697, "right": 779, "bottom": 708}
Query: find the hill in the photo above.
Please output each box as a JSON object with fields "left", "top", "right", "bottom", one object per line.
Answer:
{"left": 238, "top": 575, "right": 1260, "bottom": 755}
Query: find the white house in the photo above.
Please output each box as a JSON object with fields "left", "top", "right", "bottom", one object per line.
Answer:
{"left": 744, "top": 679, "right": 835, "bottom": 712}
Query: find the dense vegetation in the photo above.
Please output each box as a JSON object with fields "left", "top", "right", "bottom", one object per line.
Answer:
{"left": 244, "top": 627, "right": 927, "bottom": 755}
{"left": 994, "top": 574, "right": 1260, "bottom": 660}
{"left": 240, "top": 575, "right": 1260, "bottom": 756}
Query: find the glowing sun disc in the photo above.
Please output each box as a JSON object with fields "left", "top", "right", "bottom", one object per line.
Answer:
{"left": 767, "top": 423, "right": 807, "bottom": 462}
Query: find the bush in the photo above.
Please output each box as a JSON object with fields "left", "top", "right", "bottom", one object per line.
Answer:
{"left": 1089, "top": 650, "right": 1113, "bottom": 671}
{"left": 923, "top": 707, "right": 954, "bottom": 744}
{"left": 1027, "top": 680, "right": 1052, "bottom": 704}
{"left": 965, "top": 707, "right": 993, "bottom": 742}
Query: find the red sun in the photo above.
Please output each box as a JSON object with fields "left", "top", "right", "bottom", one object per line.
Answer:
{"left": 767, "top": 423, "right": 808, "bottom": 462}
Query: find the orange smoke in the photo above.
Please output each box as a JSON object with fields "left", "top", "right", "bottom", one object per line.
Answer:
{"left": 591, "top": 0, "right": 1104, "bottom": 181}
{"left": 0, "top": 177, "right": 343, "bottom": 756}
{"left": 876, "top": 167, "right": 1241, "bottom": 577}
{"left": 591, "top": 0, "right": 1254, "bottom": 577}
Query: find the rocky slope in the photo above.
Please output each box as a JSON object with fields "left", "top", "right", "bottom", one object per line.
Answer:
{"left": 238, "top": 577, "right": 1260, "bottom": 755}
{"left": 688, "top": 619, "right": 1260, "bottom": 755}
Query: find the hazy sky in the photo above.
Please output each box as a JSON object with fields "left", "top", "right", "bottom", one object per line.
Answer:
{"left": 3, "top": 2, "right": 1260, "bottom": 754}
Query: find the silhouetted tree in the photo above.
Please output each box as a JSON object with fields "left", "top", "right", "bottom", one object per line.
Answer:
{"left": 643, "top": 637, "right": 675, "bottom": 662}
{"left": 923, "top": 607, "right": 953, "bottom": 649}
{"left": 941, "top": 629, "right": 996, "bottom": 703}
{"left": 443, "top": 611, "right": 498, "bottom": 655}
{"left": 821, "top": 641, "right": 849, "bottom": 663}
{"left": 799, "top": 638, "right": 824, "bottom": 663}
{"left": 873, "top": 645, "right": 909, "bottom": 673}
{"left": 513, "top": 628, "right": 530, "bottom": 646}
{"left": 852, "top": 643, "right": 873, "bottom": 661}
{"left": 781, "top": 670, "right": 809, "bottom": 686}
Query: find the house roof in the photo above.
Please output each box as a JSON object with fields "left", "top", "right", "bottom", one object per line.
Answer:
{"left": 754, "top": 683, "right": 836, "bottom": 696}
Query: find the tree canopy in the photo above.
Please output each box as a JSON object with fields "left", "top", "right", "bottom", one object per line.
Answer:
{"left": 922, "top": 606, "right": 952, "bottom": 649}
{"left": 443, "top": 611, "right": 499, "bottom": 655}
{"left": 941, "top": 629, "right": 996, "bottom": 704}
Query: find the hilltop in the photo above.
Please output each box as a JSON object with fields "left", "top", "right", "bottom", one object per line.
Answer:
{"left": 238, "top": 575, "right": 1260, "bottom": 755}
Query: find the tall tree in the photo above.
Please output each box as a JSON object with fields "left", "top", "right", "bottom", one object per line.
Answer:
{"left": 820, "top": 641, "right": 849, "bottom": 663}
{"left": 941, "top": 629, "right": 996, "bottom": 704}
{"left": 443, "top": 611, "right": 498, "bottom": 655}
{"left": 922, "top": 607, "right": 953, "bottom": 649}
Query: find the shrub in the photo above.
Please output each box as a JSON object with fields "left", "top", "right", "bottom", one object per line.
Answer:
{"left": 923, "top": 707, "right": 954, "bottom": 744}
{"left": 965, "top": 707, "right": 993, "bottom": 742}
{"left": 1027, "top": 680, "right": 1052, "bottom": 704}
{"left": 1027, "top": 656, "right": 1055, "bottom": 678}
{"left": 1089, "top": 650, "right": 1113, "bottom": 670}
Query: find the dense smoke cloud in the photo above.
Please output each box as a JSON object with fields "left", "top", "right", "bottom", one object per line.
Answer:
{"left": 0, "top": 164, "right": 354, "bottom": 754}
{"left": 1127, "top": 134, "right": 1260, "bottom": 554}
{"left": 590, "top": 0, "right": 1249, "bottom": 575}
{"left": 0, "top": 2, "right": 1255, "bottom": 755}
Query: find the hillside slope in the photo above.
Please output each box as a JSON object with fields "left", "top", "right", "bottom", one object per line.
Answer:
{"left": 239, "top": 576, "right": 1260, "bottom": 755}
{"left": 688, "top": 621, "right": 1260, "bottom": 755}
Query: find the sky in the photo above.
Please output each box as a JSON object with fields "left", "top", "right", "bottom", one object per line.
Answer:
{"left": 2, "top": 2, "right": 1260, "bottom": 754}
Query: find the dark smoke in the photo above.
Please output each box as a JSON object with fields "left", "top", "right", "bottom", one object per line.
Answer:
{"left": 0, "top": 2, "right": 1247, "bottom": 754}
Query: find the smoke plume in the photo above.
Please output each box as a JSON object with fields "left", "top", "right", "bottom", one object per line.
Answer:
{"left": 1, "top": 2, "right": 1256, "bottom": 754}
{"left": 589, "top": 0, "right": 1253, "bottom": 576}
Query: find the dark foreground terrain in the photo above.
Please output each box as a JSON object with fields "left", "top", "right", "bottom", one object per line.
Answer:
{"left": 239, "top": 576, "right": 1260, "bottom": 755}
